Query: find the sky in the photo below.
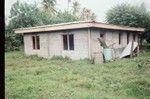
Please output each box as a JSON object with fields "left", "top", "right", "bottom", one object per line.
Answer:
{"left": 5, "top": 0, "right": 150, "bottom": 22}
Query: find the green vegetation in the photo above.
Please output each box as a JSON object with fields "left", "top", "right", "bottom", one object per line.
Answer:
{"left": 5, "top": 50, "right": 150, "bottom": 99}
{"left": 106, "top": 3, "right": 150, "bottom": 43}
{"left": 5, "top": 0, "right": 96, "bottom": 52}
{"left": 106, "top": 3, "right": 150, "bottom": 28}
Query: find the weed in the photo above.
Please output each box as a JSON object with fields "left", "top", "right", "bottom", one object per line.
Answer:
{"left": 51, "top": 55, "right": 71, "bottom": 61}
{"left": 26, "top": 55, "right": 46, "bottom": 61}
{"left": 35, "top": 70, "right": 43, "bottom": 75}
{"left": 5, "top": 50, "right": 150, "bottom": 99}
{"left": 125, "top": 80, "right": 150, "bottom": 97}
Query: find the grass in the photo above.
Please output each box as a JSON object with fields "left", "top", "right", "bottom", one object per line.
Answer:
{"left": 5, "top": 50, "right": 150, "bottom": 99}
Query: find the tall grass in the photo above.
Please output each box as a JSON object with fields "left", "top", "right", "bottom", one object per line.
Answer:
{"left": 5, "top": 50, "right": 150, "bottom": 99}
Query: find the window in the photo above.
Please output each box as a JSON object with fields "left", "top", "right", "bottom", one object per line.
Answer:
{"left": 69, "top": 34, "right": 74, "bottom": 50}
{"left": 63, "top": 35, "right": 68, "bottom": 50}
{"left": 119, "top": 32, "right": 122, "bottom": 44}
{"left": 63, "top": 34, "right": 74, "bottom": 50}
{"left": 32, "top": 36, "right": 36, "bottom": 49}
{"left": 100, "top": 33, "right": 104, "bottom": 38}
{"left": 100, "top": 33, "right": 105, "bottom": 46}
{"left": 32, "top": 35, "right": 40, "bottom": 50}
{"left": 127, "top": 33, "right": 130, "bottom": 44}
{"left": 100, "top": 33, "right": 105, "bottom": 40}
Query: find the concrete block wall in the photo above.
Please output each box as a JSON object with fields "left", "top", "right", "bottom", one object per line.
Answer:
{"left": 23, "top": 28, "right": 139, "bottom": 61}
{"left": 48, "top": 31, "right": 63, "bottom": 57}
{"left": 38, "top": 33, "right": 49, "bottom": 58}
{"left": 90, "top": 29, "right": 103, "bottom": 64}
{"left": 106, "top": 31, "right": 119, "bottom": 58}
{"left": 48, "top": 29, "right": 89, "bottom": 60}
{"left": 105, "top": 31, "right": 138, "bottom": 58}
{"left": 23, "top": 33, "right": 49, "bottom": 58}
{"left": 121, "top": 32, "right": 127, "bottom": 47}
{"left": 24, "top": 34, "right": 35, "bottom": 55}
{"left": 24, "top": 29, "right": 89, "bottom": 60}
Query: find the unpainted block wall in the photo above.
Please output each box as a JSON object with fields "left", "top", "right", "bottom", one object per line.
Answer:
{"left": 23, "top": 33, "right": 49, "bottom": 58}
{"left": 90, "top": 29, "right": 103, "bottom": 64}
{"left": 23, "top": 28, "right": 139, "bottom": 61}
{"left": 23, "top": 29, "right": 89, "bottom": 60}
{"left": 105, "top": 31, "right": 138, "bottom": 58}
{"left": 90, "top": 29, "right": 138, "bottom": 59}
{"left": 48, "top": 29, "right": 89, "bottom": 60}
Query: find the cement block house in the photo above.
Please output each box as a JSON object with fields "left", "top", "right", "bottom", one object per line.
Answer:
{"left": 15, "top": 21, "right": 144, "bottom": 63}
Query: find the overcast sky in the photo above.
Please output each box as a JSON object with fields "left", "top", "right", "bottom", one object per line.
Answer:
{"left": 5, "top": 0, "right": 150, "bottom": 22}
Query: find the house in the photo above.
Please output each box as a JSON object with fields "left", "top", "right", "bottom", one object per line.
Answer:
{"left": 14, "top": 21, "right": 144, "bottom": 63}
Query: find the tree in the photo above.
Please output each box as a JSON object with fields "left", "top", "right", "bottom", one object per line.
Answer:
{"left": 57, "top": 11, "right": 79, "bottom": 23}
{"left": 42, "top": 0, "right": 57, "bottom": 15}
{"left": 106, "top": 3, "right": 150, "bottom": 27}
{"left": 80, "top": 8, "right": 96, "bottom": 21}
{"left": 106, "top": 3, "right": 150, "bottom": 43}
{"left": 90, "top": 13, "right": 96, "bottom": 20}
{"left": 38, "top": 11, "right": 79, "bottom": 24}
{"left": 5, "top": 25, "right": 22, "bottom": 51}
{"left": 6, "top": 0, "right": 98, "bottom": 51}
{"left": 9, "top": 2, "right": 48, "bottom": 28}
{"left": 72, "top": 1, "right": 80, "bottom": 16}
{"left": 5, "top": 1, "right": 80, "bottom": 51}
{"left": 6, "top": 1, "right": 52, "bottom": 51}
{"left": 10, "top": 0, "right": 20, "bottom": 18}
{"left": 67, "top": 0, "right": 72, "bottom": 11}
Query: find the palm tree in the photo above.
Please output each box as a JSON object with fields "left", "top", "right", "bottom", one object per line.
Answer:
{"left": 80, "top": 8, "right": 90, "bottom": 20}
{"left": 72, "top": 1, "right": 80, "bottom": 16}
{"left": 10, "top": 0, "right": 20, "bottom": 18}
{"left": 80, "top": 8, "right": 86, "bottom": 20}
{"left": 90, "top": 13, "right": 96, "bottom": 20}
{"left": 85, "top": 9, "right": 91, "bottom": 20}
{"left": 80, "top": 8, "right": 96, "bottom": 21}
{"left": 67, "top": 0, "right": 71, "bottom": 11}
{"left": 42, "top": 0, "right": 57, "bottom": 15}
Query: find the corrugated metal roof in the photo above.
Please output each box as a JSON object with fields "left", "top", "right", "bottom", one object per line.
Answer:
{"left": 14, "top": 20, "right": 145, "bottom": 34}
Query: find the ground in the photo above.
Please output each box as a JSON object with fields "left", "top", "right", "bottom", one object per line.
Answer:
{"left": 5, "top": 50, "right": 150, "bottom": 99}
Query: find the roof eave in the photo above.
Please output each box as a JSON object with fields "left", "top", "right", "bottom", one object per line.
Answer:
{"left": 14, "top": 21, "right": 145, "bottom": 34}
{"left": 92, "top": 23, "right": 145, "bottom": 32}
{"left": 14, "top": 22, "right": 92, "bottom": 34}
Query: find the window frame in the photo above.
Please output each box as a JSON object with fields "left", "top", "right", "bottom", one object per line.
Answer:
{"left": 127, "top": 33, "right": 130, "bottom": 44}
{"left": 63, "top": 35, "right": 68, "bottom": 50}
{"left": 69, "top": 34, "right": 74, "bottom": 50}
{"left": 32, "top": 35, "right": 40, "bottom": 50}
{"left": 32, "top": 36, "right": 36, "bottom": 49}
{"left": 62, "top": 34, "right": 74, "bottom": 51}
{"left": 36, "top": 36, "right": 40, "bottom": 50}
{"left": 99, "top": 33, "right": 105, "bottom": 46}
{"left": 119, "top": 32, "right": 122, "bottom": 45}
